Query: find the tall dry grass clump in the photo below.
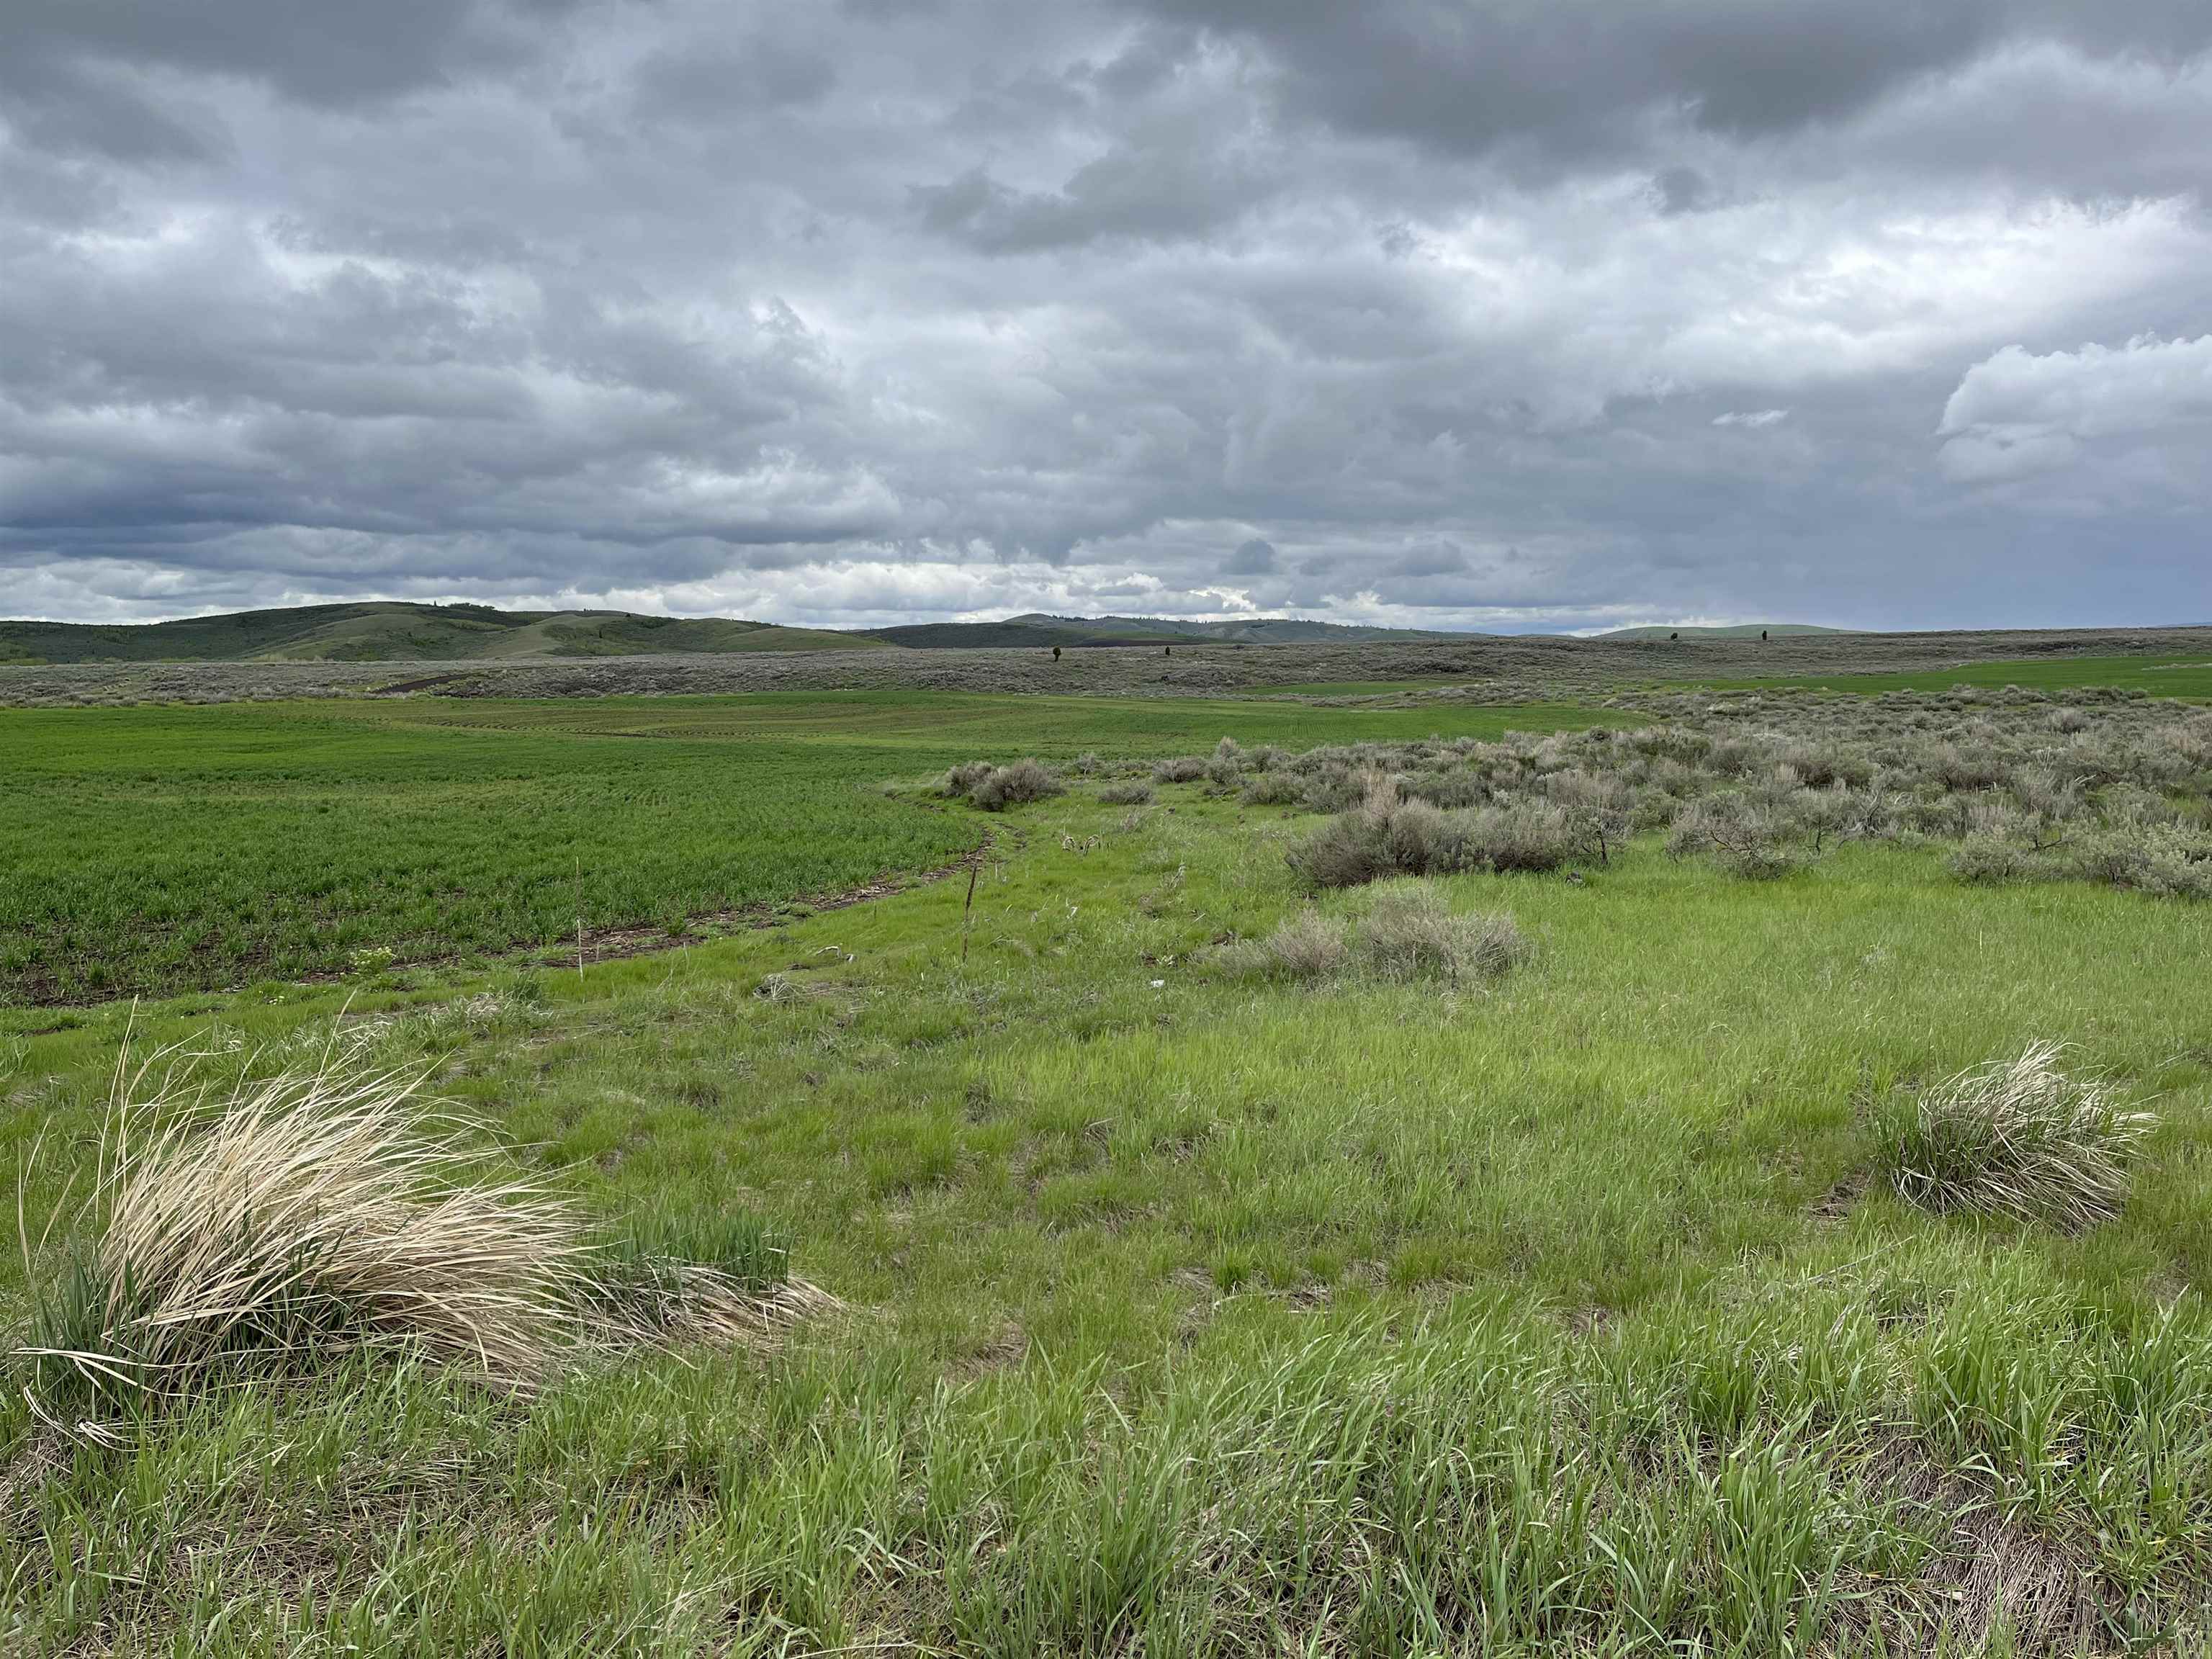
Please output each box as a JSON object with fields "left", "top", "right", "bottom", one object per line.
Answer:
{"left": 1881, "top": 1042, "right": 2156, "bottom": 1230}
{"left": 19, "top": 1038, "right": 832, "bottom": 1421}
{"left": 21, "top": 1045, "right": 591, "bottom": 1408}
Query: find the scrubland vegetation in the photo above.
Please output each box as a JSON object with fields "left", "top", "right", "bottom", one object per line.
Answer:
{"left": 4, "top": 649, "right": 2212, "bottom": 1653}
{"left": 1238, "top": 685, "right": 2212, "bottom": 902}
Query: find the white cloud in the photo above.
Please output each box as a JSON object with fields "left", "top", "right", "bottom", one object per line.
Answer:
{"left": 1938, "top": 333, "right": 2212, "bottom": 483}
{"left": 1713, "top": 409, "right": 1789, "bottom": 428}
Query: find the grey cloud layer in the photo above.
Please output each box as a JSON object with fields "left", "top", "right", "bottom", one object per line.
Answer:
{"left": 1, "top": 0, "right": 2208, "bottom": 629}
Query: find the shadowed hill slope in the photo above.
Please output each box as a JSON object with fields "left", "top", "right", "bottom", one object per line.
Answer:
{"left": 0, "top": 602, "right": 890, "bottom": 665}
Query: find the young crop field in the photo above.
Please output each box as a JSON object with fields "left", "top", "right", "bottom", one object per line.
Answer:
{"left": 5, "top": 667, "right": 2212, "bottom": 1653}
{"left": 1709, "top": 652, "right": 2212, "bottom": 701}
{"left": 0, "top": 693, "right": 1618, "bottom": 1003}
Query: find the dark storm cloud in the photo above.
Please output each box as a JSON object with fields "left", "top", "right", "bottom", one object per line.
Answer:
{"left": 4, "top": 0, "right": 590, "bottom": 107}
{"left": 4, "top": 0, "right": 2211, "bottom": 631}
{"left": 1224, "top": 537, "right": 1275, "bottom": 575}
{"left": 1125, "top": 0, "right": 2212, "bottom": 166}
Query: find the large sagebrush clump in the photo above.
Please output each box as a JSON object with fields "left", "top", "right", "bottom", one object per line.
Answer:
{"left": 1881, "top": 1043, "right": 2156, "bottom": 1231}
{"left": 943, "top": 757, "right": 1064, "bottom": 810}
{"left": 1287, "top": 774, "right": 1578, "bottom": 889}
{"left": 2070, "top": 819, "right": 2212, "bottom": 899}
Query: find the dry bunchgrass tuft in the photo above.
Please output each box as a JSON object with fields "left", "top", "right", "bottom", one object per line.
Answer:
{"left": 18, "top": 1038, "right": 832, "bottom": 1424}
{"left": 19, "top": 1042, "right": 593, "bottom": 1411}
{"left": 1881, "top": 1042, "right": 2156, "bottom": 1230}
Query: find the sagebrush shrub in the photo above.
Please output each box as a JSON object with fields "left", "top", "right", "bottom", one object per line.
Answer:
{"left": 1240, "top": 773, "right": 1303, "bottom": 806}
{"left": 1287, "top": 808, "right": 1395, "bottom": 889}
{"left": 1097, "top": 780, "right": 1154, "bottom": 806}
{"left": 942, "top": 760, "right": 995, "bottom": 799}
{"left": 2070, "top": 822, "right": 2212, "bottom": 898}
{"left": 1948, "top": 836, "right": 2053, "bottom": 885}
{"left": 970, "top": 758, "right": 1064, "bottom": 811}
{"left": 1383, "top": 798, "right": 1467, "bottom": 876}
{"left": 1460, "top": 800, "right": 1578, "bottom": 873}
{"left": 1352, "top": 882, "right": 1529, "bottom": 983}
{"left": 1221, "top": 909, "right": 1348, "bottom": 981}
{"left": 1220, "top": 886, "right": 1526, "bottom": 986}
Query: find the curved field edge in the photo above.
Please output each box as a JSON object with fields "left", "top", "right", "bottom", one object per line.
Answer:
{"left": 0, "top": 693, "right": 1624, "bottom": 1004}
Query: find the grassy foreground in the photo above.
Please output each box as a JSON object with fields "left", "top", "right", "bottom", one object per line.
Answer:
{"left": 6, "top": 750, "right": 2212, "bottom": 1651}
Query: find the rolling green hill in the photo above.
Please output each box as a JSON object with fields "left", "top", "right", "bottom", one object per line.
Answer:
{"left": 0, "top": 603, "right": 891, "bottom": 664}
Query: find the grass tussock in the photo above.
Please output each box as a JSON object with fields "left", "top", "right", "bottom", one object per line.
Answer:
{"left": 1881, "top": 1042, "right": 2157, "bottom": 1231}
{"left": 1223, "top": 881, "right": 1529, "bottom": 986}
{"left": 21, "top": 1045, "right": 590, "bottom": 1411}
{"left": 17, "top": 1041, "right": 827, "bottom": 1424}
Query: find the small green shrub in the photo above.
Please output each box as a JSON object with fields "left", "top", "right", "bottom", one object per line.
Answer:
{"left": 1220, "top": 885, "right": 1527, "bottom": 986}
{"left": 1220, "top": 909, "right": 1349, "bottom": 981}
{"left": 1351, "top": 882, "right": 1529, "bottom": 983}
{"left": 1097, "top": 780, "right": 1154, "bottom": 806}
{"left": 1240, "top": 773, "right": 1303, "bottom": 806}
{"left": 1948, "top": 836, "right": 2056, "bottom": 886}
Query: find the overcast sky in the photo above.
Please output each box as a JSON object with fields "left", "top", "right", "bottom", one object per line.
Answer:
{"left": 3, "top": 1, "right": 2208, "bottom": 633}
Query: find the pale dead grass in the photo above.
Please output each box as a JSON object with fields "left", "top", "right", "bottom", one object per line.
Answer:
{"left": 16, "top": 1034, "right": 833, "bottom": 1431}
{"left": 1882, "top": 1043, "right": 2157, "bottom": 1231}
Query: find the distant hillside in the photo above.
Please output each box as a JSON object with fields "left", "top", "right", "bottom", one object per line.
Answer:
{"left": 870, "top": 614, "right": 1470, "bottom": 649}
{"left": 1600, "top": 624, "right": 1848, "bottom": 641}
{"left": 0, "top": 603, "right": 891, "bottom": 664}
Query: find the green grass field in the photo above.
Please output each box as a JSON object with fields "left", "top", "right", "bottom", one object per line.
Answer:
{"left": 5, "top": 668, "right": 2212, "bottom": 1653}
{"left": 0, "top": 693, "right": 1619, "bottom": 1003}
{"left": 1714, "top": 652, "right": 2212, "bottom": 700}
